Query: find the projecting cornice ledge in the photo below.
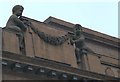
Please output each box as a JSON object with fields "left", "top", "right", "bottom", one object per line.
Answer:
{"left": 2, "top": 51, "right": 119, "bottom": 81}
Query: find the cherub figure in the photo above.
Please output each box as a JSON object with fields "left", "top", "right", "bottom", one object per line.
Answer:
{"left": 70, "top": 24, "right": 87, "bottom": 64}
{"left": 5, "top": 5, "right": 27, "bottom": 54}
{"left": 5, "top": 5, "right": 27, "bottom": 32}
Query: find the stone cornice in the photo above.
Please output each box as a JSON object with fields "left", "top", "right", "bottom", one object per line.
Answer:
{"left": 20, "top": 16, "right": 119, "bottom": 48}
{"left": 44, "top": 17, "right": 119, "bottom": 48}
{"left": 85, "top": 34, "right": 119, "bottom": 48}
{"left": 2, "top": 51, "right": 119, "bottom": 80}
{"left": 44, "top": 16, "right": 119, "bottom": 42}
{"left": 101, "top": 61, "right": 120, "bottom": 69}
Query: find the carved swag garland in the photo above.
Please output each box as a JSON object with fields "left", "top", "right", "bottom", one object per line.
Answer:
{"left": 30, "top": 25, "right": 69, "bottom": 45}
{"left": 21, "top": 18, "right": 70, "bottom": 46}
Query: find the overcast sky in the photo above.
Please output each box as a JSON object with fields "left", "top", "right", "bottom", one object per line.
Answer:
{"left": 0, "top": 0, "right": 119, "bottom": 38}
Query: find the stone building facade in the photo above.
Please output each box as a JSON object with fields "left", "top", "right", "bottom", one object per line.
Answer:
{"left": 1, "top": 16, "right": 120, "bottom": 81}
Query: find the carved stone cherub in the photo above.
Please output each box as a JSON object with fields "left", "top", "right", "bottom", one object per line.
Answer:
{"left": 70, "top": 24, "right": 87, "bottom": 64}
{"left": 5, "top": 5, "right": 27, "bottom": 32}
{"left": 5, "top": 5, "right": 27, "bottom": 54}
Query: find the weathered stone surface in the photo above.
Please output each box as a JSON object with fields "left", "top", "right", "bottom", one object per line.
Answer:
{"left": 29, "top": 22, "right": 77, "bottom": 67}
{"left": 2, "top": 5, "right": 120, "bottom": 80}
{"left": 2, "top": 30, "right": 20, "bottom": 54}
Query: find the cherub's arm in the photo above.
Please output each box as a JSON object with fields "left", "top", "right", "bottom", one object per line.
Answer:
{"left": 72, "top": 35, "right": 85, "bottom": 43}
{"left": 13, "top": 15, "right": 27, "bottom": 31}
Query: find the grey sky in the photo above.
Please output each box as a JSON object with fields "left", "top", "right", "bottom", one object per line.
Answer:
{"left": 0, "top": 0, "right": 119, "bottom": 38}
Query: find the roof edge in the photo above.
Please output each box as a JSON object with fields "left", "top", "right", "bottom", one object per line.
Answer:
{"left": 19, "top": 16, "right": 119, "bottom": 45}
{"left": 44, "top": 16, "right": 119, "bottom": 43}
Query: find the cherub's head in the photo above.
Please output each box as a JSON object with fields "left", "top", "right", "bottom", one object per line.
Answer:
{"left": 12, "top": 5, "right": 24, "bottom": 17}
{"left": 74, "top": 24, "right": 83, "bottom": 36}
{"left": 74, "top": 24, "right": 82, "bottom": 31}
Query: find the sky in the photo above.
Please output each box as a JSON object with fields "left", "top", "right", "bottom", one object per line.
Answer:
{"left": 0, "top": 0, "right": 119, "bottom": 38}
